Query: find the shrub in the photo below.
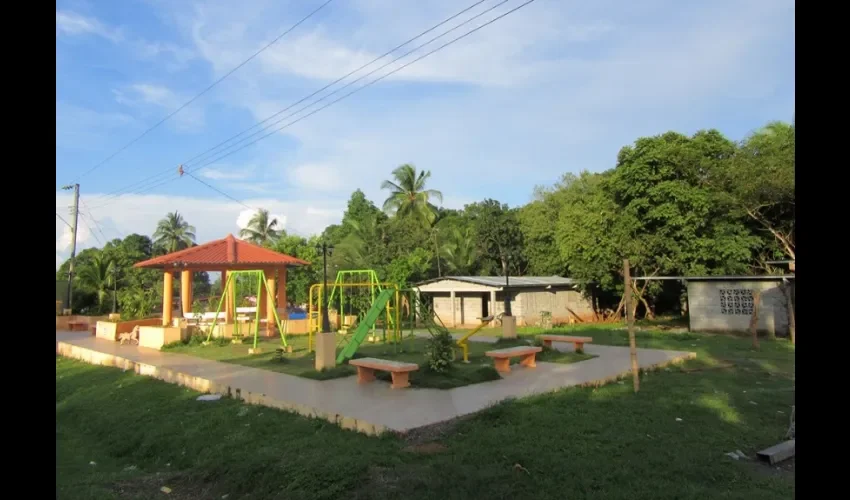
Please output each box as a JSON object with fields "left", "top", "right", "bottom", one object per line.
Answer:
{"left": 425, "top": 330, "right": 455, "bottom": 373}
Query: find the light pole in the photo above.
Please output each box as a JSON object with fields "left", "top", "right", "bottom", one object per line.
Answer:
{"left": 316, "top": 242, "right": 334, "bottom": 333}
{"left": 62, "top": 183, "right": 80, "bottom": 312}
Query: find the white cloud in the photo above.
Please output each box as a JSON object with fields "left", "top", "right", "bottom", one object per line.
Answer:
{"left": 235, "top": 208, "right": 287, "bottom": 231}
{"left": 113, "top": 83, "right": 205, "bottom": 132}
{"left": 286, "top": 164, "right": 344, "bottom": 192}
{"left": 56, "top": 212, "right": 92, "bottom": 252}
{"left": 55, "top": 191, "right": 344, "bottom": 269}
{"left": 200, "top": 166, "right": 254, "bottom": 180}
{"left": 56, "top": 10, "right": 123, "bottom": 42}
{"left": 56, "top": 102, "right": 137, "bottom": 150}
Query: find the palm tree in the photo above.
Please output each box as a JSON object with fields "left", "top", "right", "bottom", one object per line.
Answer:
{"left": 77, "top": 251, "right": 114, "bottom": 311}
{"left": 440, "top": 227, "right": 478, "bottom": 274}
{"left": 380, "top": 164, "right": 443, "bottom": 225}
{"left": 239, "top": 209, "right": 281, "bottom": 246}
{"left": 153, "top": 211, "right": 196, "bottom": 253}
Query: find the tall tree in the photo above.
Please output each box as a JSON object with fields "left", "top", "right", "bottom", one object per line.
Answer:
{"left": 153, "top": 211, "right": 196, "bottom": 253}
{"left": 440, "top": 226, "right": 478, "bottom": 275}
{"left": 381, "top": 163, "right": 443, "bottom": 225}
{"left": 239, "top": 208, "right": 281, "bottom": 246}
{"left": 465, "top": 199, "right": 525, "bottom": 275}
{"left": 76, "top": 251, "right": 115, "bottom": 311}
{"left": 713, "top": 121, "right": 795, "bottom": 260}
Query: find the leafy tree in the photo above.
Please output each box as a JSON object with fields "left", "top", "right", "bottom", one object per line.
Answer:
{"left": 440, "top": 226, "right": 478, "bottom": 274}
{"left": 381, "top": 163, "right": 443, "bottom": 225}
{"left": 239, "top": 209, "right": 281, "bottom": 246}
{"left": 713, "top": 121, "right": 795, "bottom": 260}
{"left": 273, "top": 234, "right": 321, "bottom": 305}
{"left": 76, "top": 250, "right": 115, "bottom": 312}
{"left": 153, "top": 211, "right": 196, "bottom": 253}
{"left": 465, "top": 199, "right": 525, "bottom": 275}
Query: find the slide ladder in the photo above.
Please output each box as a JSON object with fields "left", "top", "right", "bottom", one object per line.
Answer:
{"left": 336, "top": 289, "right": 395, "bottom": 364}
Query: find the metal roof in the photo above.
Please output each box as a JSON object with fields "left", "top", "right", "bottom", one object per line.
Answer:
{"left": 633, "top": 275, "right": 794, "bottom": 281}
{"left": 416, "top": 276, "right": 582, "bottom": 288}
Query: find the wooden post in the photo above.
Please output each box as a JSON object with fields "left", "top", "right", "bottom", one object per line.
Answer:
{"left": 623, "top": 259, "right": 639, "bottom": 393}
{"left": 749, "top": 290, "right": 761, "bottom": 350}
{"left": 783, "top": 284, "right": 795, "bottom": 345}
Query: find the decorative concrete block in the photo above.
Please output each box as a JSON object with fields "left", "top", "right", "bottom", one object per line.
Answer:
{"left": 315, "top": 332, "right": 337, "bottom": 371}
{"left": 501, "top": 315, "right": 517, "bottom": 339}
{"left": 95, "top": 321, "right": 119, "bottom": 341}
{"left": 138, "top": 326, "right": 183, "bottom": 350}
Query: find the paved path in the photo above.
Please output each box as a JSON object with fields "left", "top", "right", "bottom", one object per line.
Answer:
{"left": 56, "top": 331, "right": 694, "bottom": 435}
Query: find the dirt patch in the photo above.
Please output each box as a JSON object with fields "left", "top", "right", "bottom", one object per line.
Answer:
{"left": 397, "top": 413, "right": 475, "bottom": 446}
{"left": 350, "top": 464, "right": 433, "bottom": 500}
{"left": 111, "top": 471, "right": 219, "bottom": 499}
{"left": 749, "top": 456, "right": 795, "bottom": 479}
{"left": 403, "top": 442, "right": 448, "bottom": 454}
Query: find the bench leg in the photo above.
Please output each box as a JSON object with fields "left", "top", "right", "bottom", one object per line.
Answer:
{"left": 520, "top": 352, "right": 537, "bottom": 368}
{"left": 493, "top": 358, "right": 511, "bottom": 373}
{"left": 543, "top": 339, "right": 553, "bottom": 348}
{"left": 390, "top": 371, "right": 411, "bottom": 389}
{"left": 356, "top": 366, "right": 376, "bottom": 384}
{"left": 574, "top": 342, "right": 584, "bottom": 354}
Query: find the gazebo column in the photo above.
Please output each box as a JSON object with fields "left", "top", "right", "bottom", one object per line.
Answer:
{"left": 450, "top": 290, "right": 457, "bottom": 327}
{"left": 258, "top": 269, "right": 267, "bottom": 319}
{"left": 225, "top": 271, "right": 235, "bottom": 324}
{"left": 162, "top": 271, "right": 173, "bottom": 326}
{"left": 181, "top": 270, "right": 193, "bottom": 317}
{"left": 278, "top": 267, "right": 288, "bottom": 319}
{"left": 265, "top": 269, "right": 276, "bottom": 331}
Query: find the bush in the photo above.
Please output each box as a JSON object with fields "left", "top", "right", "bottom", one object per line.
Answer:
{"left": 425, "top": 330, "right": 455, "bottom": 373}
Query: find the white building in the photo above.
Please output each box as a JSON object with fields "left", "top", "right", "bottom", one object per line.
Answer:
{"left": 415, "top": 276, "right": 595, "bottom": 328}
{"left": 685, "top": 276, "right": 795, "bottom": 336}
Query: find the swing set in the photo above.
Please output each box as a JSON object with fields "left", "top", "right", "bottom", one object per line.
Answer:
{"left": 203, "top": 270, "right": 289, "bottom": 351}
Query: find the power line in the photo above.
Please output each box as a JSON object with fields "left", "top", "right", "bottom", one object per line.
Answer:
{"left": 79, "top": 212, "right": 104, "bottom": 246}
{"left": 80, "top": 201, "right": 112, "bottom": 242}
{"left": 185, "top": 171, "right": 253, "bottom": 209}
{"left": 86, "top": 0, "right": 495, "bottom": 206}
{"left": 56, "top": 212, "right": 73, "bottom": 230}
{"left": 68, "top": 0, "right": 337, "bottom": 184}
{"left": 186, "top": 0, "right": 535, "bottom": 175}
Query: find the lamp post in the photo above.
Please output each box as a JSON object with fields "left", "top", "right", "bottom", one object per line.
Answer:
{"left": 316, "top": 242, "right": 334, "bottom": 333}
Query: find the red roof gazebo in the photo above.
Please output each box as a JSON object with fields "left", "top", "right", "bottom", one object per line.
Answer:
{"left": 135, "top": 234, "right": 310, "bottom": 327}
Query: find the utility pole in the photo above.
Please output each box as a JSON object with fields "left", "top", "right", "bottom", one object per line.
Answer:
{"left": 62, "top": 183, "right": 80, "bottom": 312}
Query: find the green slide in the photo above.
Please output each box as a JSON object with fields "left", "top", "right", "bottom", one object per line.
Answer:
{"left": 336, "top": 288, "right": 395, "bottom": 364}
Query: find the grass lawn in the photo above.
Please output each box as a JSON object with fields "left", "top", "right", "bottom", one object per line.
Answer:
{"left": 162, "top": 334, "right": 593, "bottom": 389}
{"left": 57, "top": 325, "right": 794, "bottom": 499}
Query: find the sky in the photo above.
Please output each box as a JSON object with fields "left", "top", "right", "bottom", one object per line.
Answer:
{"left": 55, "top": 0, "right": 795, "bottom": 269}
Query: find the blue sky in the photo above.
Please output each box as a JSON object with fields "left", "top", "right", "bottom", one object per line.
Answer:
{"left": 55, "top": 0, "right": 795, "bottom": 268}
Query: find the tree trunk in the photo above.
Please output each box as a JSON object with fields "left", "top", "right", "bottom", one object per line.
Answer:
{"left": 783, "top": 283, "right": 795, "bottom": 345}
{"left": 632, "top": 281, "right": 655, "bottom": 320}
{"left": 749, "top": 290, "right": 761, "bottom": 350}
{"left": 623, "top": 259, "right": 639, "bottom": 393}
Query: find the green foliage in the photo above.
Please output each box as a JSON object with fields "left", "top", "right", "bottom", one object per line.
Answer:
{"left": 424, "top": 330, "right": 455, "bottom": 372}
{"left": 238, "top": 209, "right": 281, "bottom": 246}
{"left": 381, "top": 163, "right": 443, "bottom": 225}
{"left": 465, "top": 199, "right": 526, "bottom": 275}
{"left": 152, "top": 211, "right": 196, "bottom": 253}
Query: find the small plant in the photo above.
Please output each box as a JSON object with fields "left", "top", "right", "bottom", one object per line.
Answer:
{"left": 531, "top": 336, "right": 554, "bottom": 353}
{"left": 540, "top": 310, "right": 552, "bottom": 329}
{"left": 425, "top": 330, "right": 455, "bottom": 373}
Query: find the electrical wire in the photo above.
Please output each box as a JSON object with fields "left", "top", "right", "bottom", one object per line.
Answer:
{"left": 68, "top": 0, "right": 337, "bottom": 185}
{"left": 91, "top": 0, "right": 539, "bottom": 209}
{"left": 86, "top": 0, "right": 495, "bottom": 206}
{"left": 56, "top": 212, "right": 73, "bottom": 230}
{"left": 185, "top": 171, "right": 253, "bottom": 209}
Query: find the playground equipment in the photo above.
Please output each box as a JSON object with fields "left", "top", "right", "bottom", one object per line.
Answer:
{"left": 307, "top": 281, "right": 402, "bottom": 358}
{"left": 204, "top": 270, "right": 288, "bottom": 351}
{"left": 326, "top": 270, "right": 397, "bottom": 331}
{"left": 456, "top": 315, "right": 496, "bottom": 363}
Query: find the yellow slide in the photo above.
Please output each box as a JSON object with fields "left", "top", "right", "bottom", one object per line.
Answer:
{"left": 457, "top": 315, "right": 495, "bottom": 363}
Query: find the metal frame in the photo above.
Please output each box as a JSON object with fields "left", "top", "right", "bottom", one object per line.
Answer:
{"left": 204, "top": 270, "right": 288, "bottom": 349}
{"left": 308, "top": 282, "right": 401, "bottom": 352}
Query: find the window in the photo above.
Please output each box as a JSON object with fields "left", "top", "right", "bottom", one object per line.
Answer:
{"left": 719, "top": 289, "right": 754, "bottom": 315}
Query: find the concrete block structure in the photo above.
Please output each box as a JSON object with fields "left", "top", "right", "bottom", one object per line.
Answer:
{"left": 415, "top": 276, "right": 595, "bottom": 327}
{"left": 686, "top": 276, "right": 795, "bottom": 336}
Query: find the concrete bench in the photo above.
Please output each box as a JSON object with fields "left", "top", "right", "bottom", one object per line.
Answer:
{"left": 67, "top": 321, "right": 87, "bottom": 332}
{"left": 348, "top": 357, "right": 419, "bottom": 389}
{"left": 538, "top": 335, "right": 593, "bottom": 353}
{"left": 484, "top": 346, "right": 543, "bottom": 373}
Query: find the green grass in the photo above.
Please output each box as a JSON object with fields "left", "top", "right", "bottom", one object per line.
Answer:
{"left": 163, "top": 334, "right": 594, "bottom": 389}
{"left": 57, "top": 325, "right": 795, "bottom": 499}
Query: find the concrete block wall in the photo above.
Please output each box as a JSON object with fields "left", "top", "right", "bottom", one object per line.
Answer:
{"left": 687, "top": 280, "right": 790, "bottom": 335}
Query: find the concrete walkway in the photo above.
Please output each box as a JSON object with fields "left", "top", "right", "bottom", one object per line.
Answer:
{"left": 56, "top": 331, "right": 694, "bottom": 436}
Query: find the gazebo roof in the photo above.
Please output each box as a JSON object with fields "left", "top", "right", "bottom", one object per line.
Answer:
{"left": 134, "top": 234, "right": 310, "bottom": 270}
